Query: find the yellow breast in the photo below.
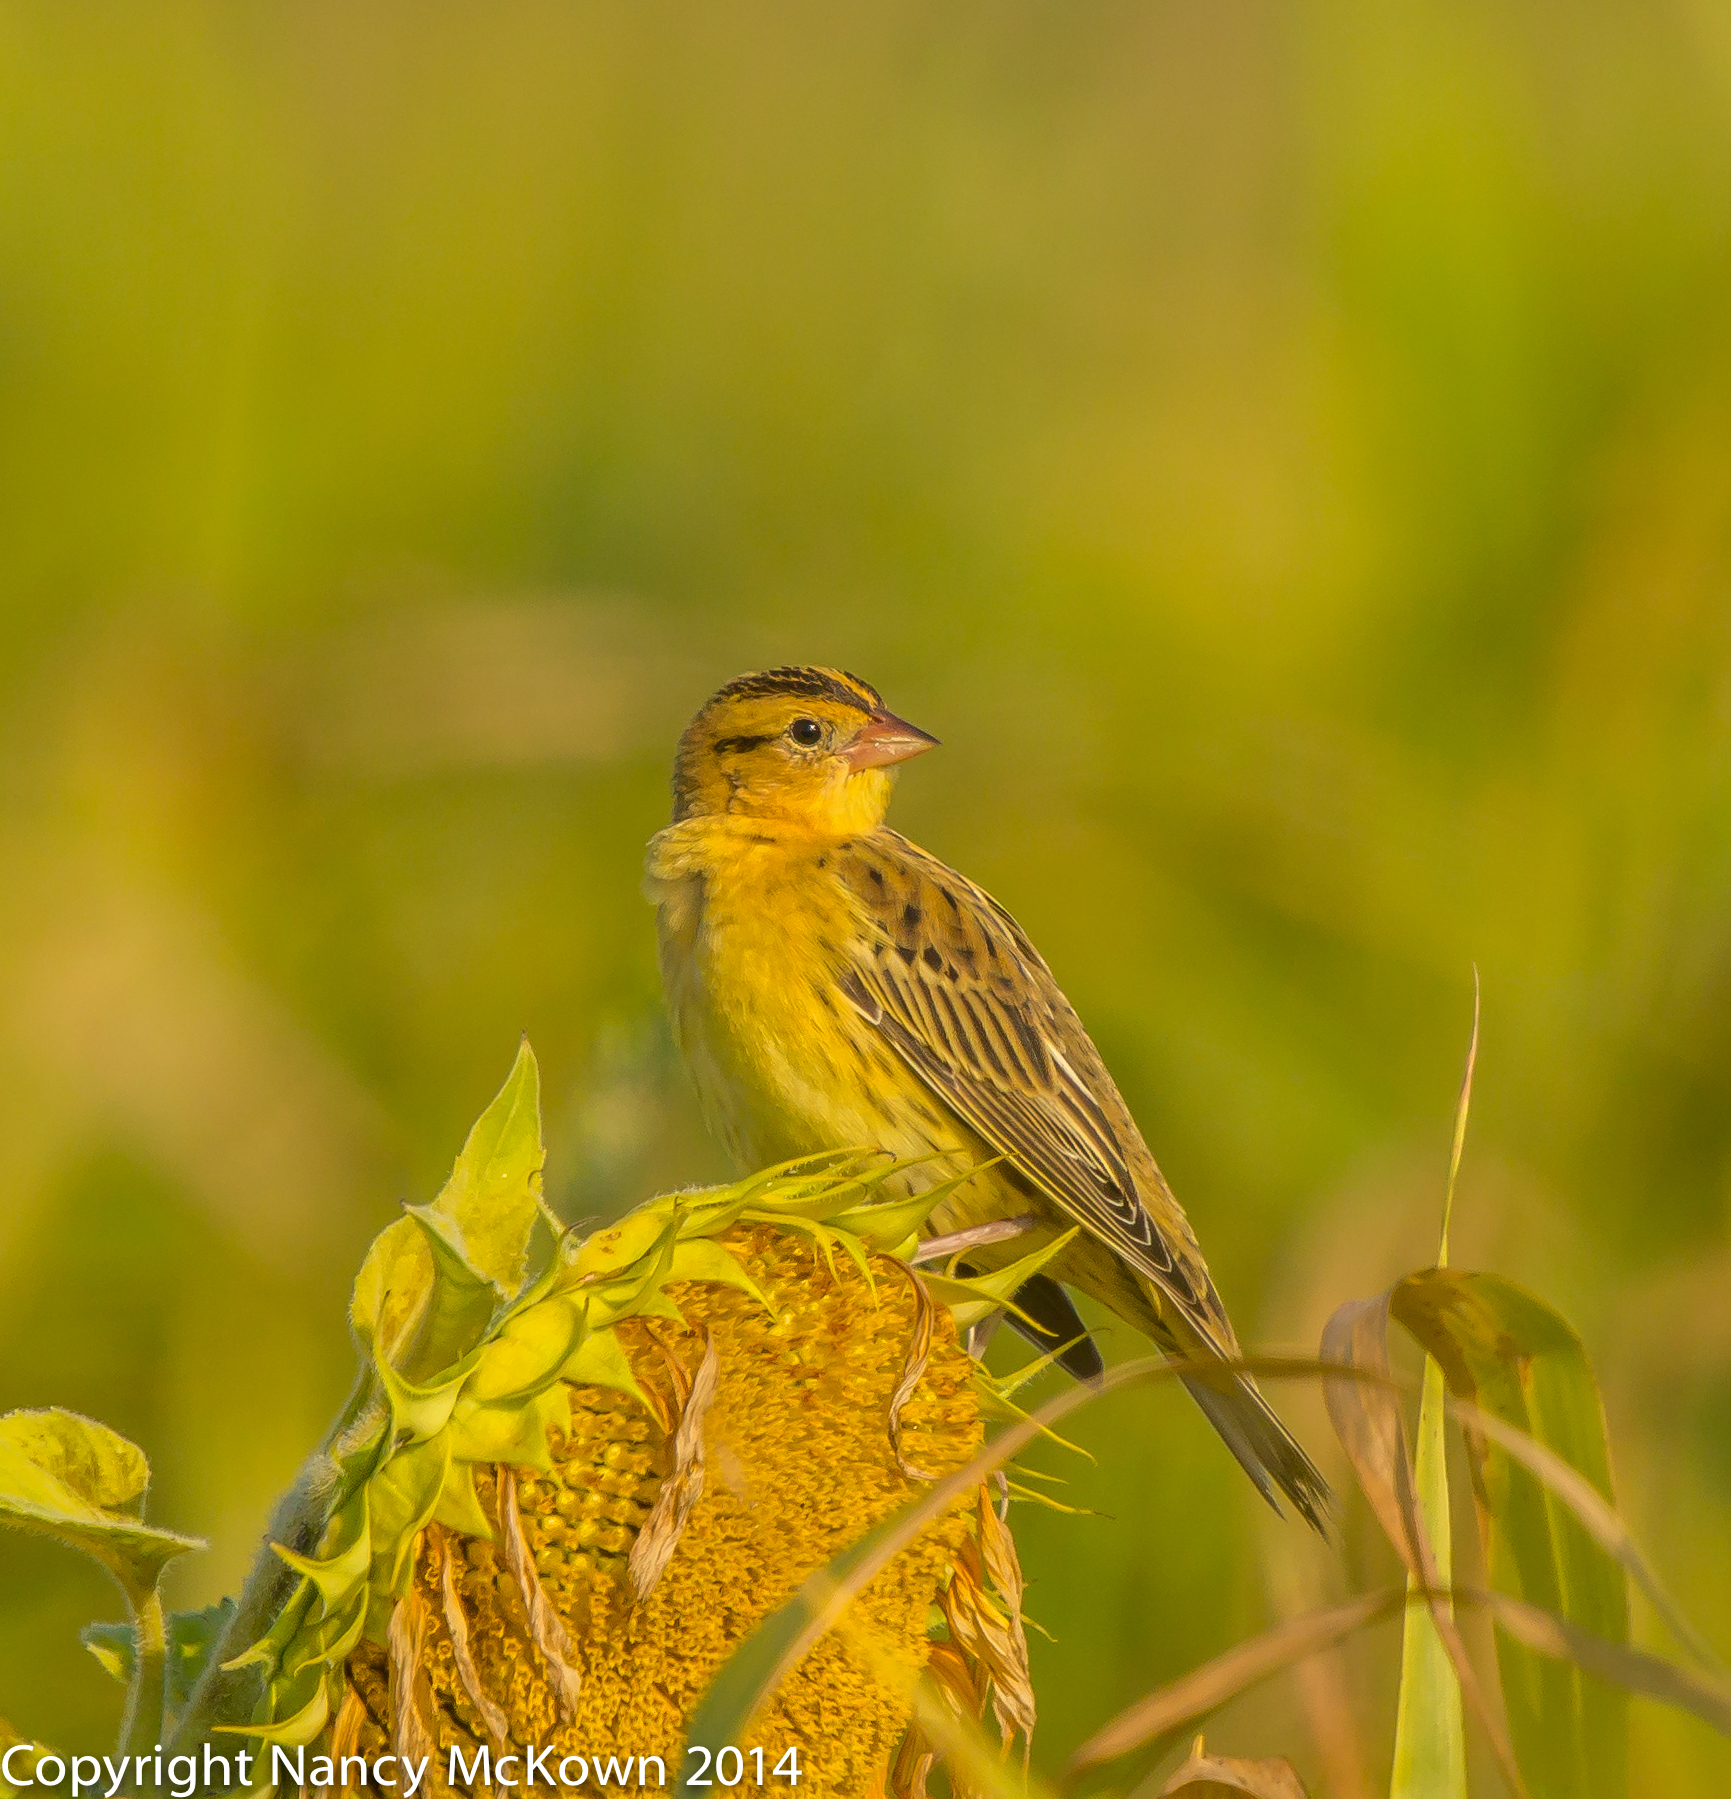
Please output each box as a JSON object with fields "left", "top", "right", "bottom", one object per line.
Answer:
{"left": 645, "top": 817, "right": 906, "bottom": 1170}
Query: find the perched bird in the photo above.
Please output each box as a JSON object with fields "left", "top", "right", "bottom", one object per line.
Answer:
{"left": 645, "top": 665, "right": 1330, "bottom": 1530}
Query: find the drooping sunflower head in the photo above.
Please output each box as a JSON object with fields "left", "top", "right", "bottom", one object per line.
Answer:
{"left": 341, "top": 1221, "right": 1006, "bottom": 1797}
{"left": 225, "top": 1049, "right": 1057, "bottom": 1799}
{"left": 671, "top": 666, "right": 938, "bottom": 832}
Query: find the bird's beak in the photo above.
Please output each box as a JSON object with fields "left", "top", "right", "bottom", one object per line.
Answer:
{"left": 844, "top": 710, "right": 941, "bottom": 771}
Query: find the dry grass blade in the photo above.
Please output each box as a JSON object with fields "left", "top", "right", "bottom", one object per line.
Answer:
{"left": 928, "top": 1634, "right": 992, "bottom": 1721}
{"left": 1323, "top": 1301, "right": 1430, "bottom": 1584}
{"left": 1061, "top": 1588, "right": 1401, "bottom": 1785}
{"left": 1258, "top": 1527, "right": 1372, "bottom": 1799}
{"left": 1442, "top": 1392, "right": 1724, "bottom": 1675}
{"left": 890, "top": 1638, "right": 994, "bottom": 1797}
{"left": 500, "top": 1468, "right": 582, "bottom": 1718}
{"left": 890, "top": 1270, "right": 939, "bottom": 1480}
{"left": 1466, "top": 1589, "right": 1731, "bottom": 1738}
{"left": 1322, "top": 1294, "right": 1528, "bottom": 1798}
{"left": 386, "top": 1585, "right": 434, "bottom": 1763}
{"left": 1159, "top": 1735, "right": 1310, "bottom": 1797}
{"left": 629, "top": 1329, "right": 720, "bottom": 1601}
{"left": 439, "top": 1527, "right": 508, "bottom": 1744}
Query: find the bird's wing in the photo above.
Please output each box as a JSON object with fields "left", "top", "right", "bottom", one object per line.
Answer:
{"left": 835, "top": 831, "right": 1237, "bottom": 1357}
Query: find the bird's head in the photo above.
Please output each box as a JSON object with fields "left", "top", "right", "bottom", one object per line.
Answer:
{"left": 672, "top": 666, "right": 938, "bottom": 831}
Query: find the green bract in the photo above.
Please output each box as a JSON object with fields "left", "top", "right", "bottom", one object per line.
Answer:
{"left": 219, "top": 1041, "right": 1063, "bottom": 1748}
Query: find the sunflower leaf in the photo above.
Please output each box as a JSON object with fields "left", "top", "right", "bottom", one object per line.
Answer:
{"left": 0, "top": 1409, "right": 203, "bottom": 1606}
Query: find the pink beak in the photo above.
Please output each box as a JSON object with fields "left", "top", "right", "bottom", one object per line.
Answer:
{"left": 843, "top": 710, "right": 941, "bottom": 771}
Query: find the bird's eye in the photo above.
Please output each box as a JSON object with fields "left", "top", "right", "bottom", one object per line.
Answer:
{"left": 788, "top": 718, "right": 824, "bottom": 747}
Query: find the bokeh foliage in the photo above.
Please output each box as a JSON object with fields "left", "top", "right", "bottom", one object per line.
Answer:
{"left": 1, "top": 3, "right": 1728, "bottom": 1791}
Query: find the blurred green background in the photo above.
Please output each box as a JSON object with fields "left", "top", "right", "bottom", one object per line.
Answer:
{"left": 2, "top": 2, "right": 1729, "bottom": 1790}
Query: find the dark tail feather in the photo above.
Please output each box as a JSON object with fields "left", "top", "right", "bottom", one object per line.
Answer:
{"left": 1181, "top": 1368, "right": 1333, "bottom": 1535}
{"left": 995, "top": 1271, "right": 1329, "bottom": 1532}
{"left": 1003, "top": 1273, "right": 1105, "bottom": 1382}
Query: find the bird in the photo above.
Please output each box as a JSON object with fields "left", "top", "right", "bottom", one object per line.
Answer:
{"left": 644, "top": 664, "right": 1330, "bottom": 1531}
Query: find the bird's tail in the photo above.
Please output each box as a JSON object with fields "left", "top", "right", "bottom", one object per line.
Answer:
{"left": 1180, "top": 1362, "right": 1333, "bottom": 1535}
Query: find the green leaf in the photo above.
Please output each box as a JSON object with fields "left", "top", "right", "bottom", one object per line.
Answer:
{"left": 827, "top": 1177, "right": 967, "bottom": 1251}
{"left": 0, "top": 1409, "right": 203, "bottom": 1604}
{"left": 352, "top": 1042, "right": 546, "bottom": 1386}
{"left": 1390, "top": 1355, "right": 1467, "bottom": 1799}
{"left": 221, "top": 1573, "right": 313, "bottom": 1677}
{"left": 1393, "top": 1270, "right": 1630, "bottom": 1799}
{"left": 82, "top": 1601, "right": 240, "bottom": 1714}
{"left": 166, "top": 1600, "right": 237, "bottom": 1711}
{"left": 399, "top": 1204, "right": 506, "bottom": 1380}
{"left": 375, "top": 1340, "right": 485, "bottom": 1441}
{"left": 82, "top": 1620, "right": 134, "bottom": 1686}
{"left": 569, "top": 1202, "right": 682, "bottom": 1281}
{"left": 280, "top": 1584, "right": 368, "bottom": 1680}
{"left": 427, "top": 1037, "right": 546, "bottom": 1295}
{"left": 577, "top": 1210, "right": 685, "bottom": 1328}
{"left": 929, "top": 1227, "right": 1078, "bottom": 1305}
{"left": 918, "top": 1228, "right": 1079, "bottom": 1330}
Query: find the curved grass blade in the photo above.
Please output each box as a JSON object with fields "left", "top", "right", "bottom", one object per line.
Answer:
{"left": 1440, "top": 1393, "right": 1722, "bottom": 1675}
{"left": 1463, "top": 1589, "right": 1731, "bottom": 1739}
{"left": 1062, "top": 1590, "right": 1402, "bottom": 1789}
{"left": 687, "top": 1354, "right": 1376, "bottom": 1757}
{"left": 1065, "top": 1580, "right": 1731, "bottom": 1799}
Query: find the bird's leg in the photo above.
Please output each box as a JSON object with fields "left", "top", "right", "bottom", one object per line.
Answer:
{"left": 910, "top": 1213, "right": 1038, "bottom": 1363}
{"left": 908, "top": 1212, "right": 1038, "bottom": 1267}
{"left": 966, "top": 1309, "right": 1006, "bottom": 1363}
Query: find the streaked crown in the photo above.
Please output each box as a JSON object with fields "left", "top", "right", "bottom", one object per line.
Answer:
{"left": 670, "top": 665, "right": 935, "bottom": 831}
